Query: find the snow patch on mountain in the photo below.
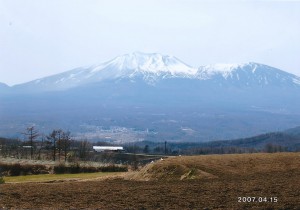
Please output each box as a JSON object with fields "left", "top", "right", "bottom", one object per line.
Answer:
{"left": 196, "top": 62, "right": 300, "bottom": 87}
{"left": 90, "top": 52, "right": 197, "bottom": 76}
{"left": 293, "top": 78, "right": 300, "bottom": 85}
{"left": 202, "top": 63, "right": 243, "bottom": 72}
{"left": 197, "top": 63, "right": 247, "bottom": 80}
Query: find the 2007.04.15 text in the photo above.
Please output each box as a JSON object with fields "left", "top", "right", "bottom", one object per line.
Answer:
{"left": 238, "top": 197, "right": 278, "bottom": 203}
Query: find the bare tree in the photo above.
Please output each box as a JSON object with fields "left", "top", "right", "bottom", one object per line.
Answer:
{"left": 57, "top": 130, "right": 63, "bottom": 161}
{"left": 37, "top": 134, "right": 45, "bottom": 160}
{"left": 22, "top": 126, "right": 39, "bottom": 159}
{"left": 61, "top": 131, "right": 72, "bottom": 162}
{"left": 78, "top": 140, "right": 89, "bottom": 160}
{"left": 47, "top": 129, "right": 61, "bottom": 161}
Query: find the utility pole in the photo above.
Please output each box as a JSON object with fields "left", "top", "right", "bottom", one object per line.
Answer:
{"left": 58, "top": 130, "right": 61, "bottom": 161}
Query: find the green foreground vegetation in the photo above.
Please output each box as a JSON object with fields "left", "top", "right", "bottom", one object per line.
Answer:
{"left": 3, "top": 172, "right": 121, "bottom": 183}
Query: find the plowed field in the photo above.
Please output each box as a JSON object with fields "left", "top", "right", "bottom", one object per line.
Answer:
{"left": 1, "top": 153, "right": 299, "bottom": 209}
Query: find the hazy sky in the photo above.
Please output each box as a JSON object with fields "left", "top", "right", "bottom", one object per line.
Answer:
{"left": 1, "top": 0, "right": 300, "bottom": 86}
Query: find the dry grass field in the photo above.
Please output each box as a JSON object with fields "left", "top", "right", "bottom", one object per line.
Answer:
{"left": 0, "top": 152, "right": 299, "bottom": 209}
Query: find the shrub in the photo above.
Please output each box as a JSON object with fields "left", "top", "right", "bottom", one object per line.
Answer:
{"left": 53, "top": 163, "right": 67, "bottom": 174}
{"left": 53, "top": 163, "right": 128, "bottom": 174}
{"left": 0, "top": 176, "right": 4, "bottom": 184}
{"left": 99, "top": 164, "right": 128, "bottom": 172}
{"left": 0, "top": 168, "right": 4, "bottom": 184}
{"left": 69, "top": 163, "right": 81, "bottom": 174}
{"left": 80, "top": 165, "right": 98, "bottom": 173}
{"left": 0, "top": 162, "right": 49, "bottom": 176}
{"left": 9, "top": 163, "right": 22, "bottom": 176}
{"left": 31, "top": 164, "right": 48, "bottom": 175}
{"left": 53, "top": 163, "right": 82, "bottom": 174}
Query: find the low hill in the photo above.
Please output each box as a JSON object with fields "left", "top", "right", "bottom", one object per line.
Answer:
{"left": 195, "top": 131, "right": 300, "bottom": 151}
{"left": 126, "top": 152, "right": 300, "bottom": 181}
{"left": 130, "top": 129, "right": 300, "bottom": 155}
{"left": 284, "top": 126, "right": 300, "bottom": 136}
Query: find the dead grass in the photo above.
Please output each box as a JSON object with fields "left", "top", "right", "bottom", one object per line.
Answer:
{"left": 126, "top": 152, "right": 300, "bottom": 181}
{"left": 3, "top": 172, "right": 124, "bottom": 183}
{"left": 0, "top": 157, "right": 56, "bottom": 166}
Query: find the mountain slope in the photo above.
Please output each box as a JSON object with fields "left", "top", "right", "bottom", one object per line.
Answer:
{"left": 200, "top": 132, "right": 300, "bottom": 151}
{"left": 0, "top": 82, "right": 8, "bottom": 88}
{"left": 197, "top": 62, "right": 300, "bottom": 87}
{"left": 0, "top": 82, "right": 9, "bottom": 93}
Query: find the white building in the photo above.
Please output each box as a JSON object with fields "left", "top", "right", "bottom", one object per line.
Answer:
{"left": 93, "top": 146, "right": 124, "bottom": 152}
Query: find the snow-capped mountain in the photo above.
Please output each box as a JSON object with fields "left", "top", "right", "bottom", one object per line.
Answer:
{"left": 2, "top": 52, "right": 300, "bottom": 141}
{"left": 11, "top": 52, "right": 300, "bottom": 92}
{"left": 13, "top": 52, "right": 198, "bottom": 91}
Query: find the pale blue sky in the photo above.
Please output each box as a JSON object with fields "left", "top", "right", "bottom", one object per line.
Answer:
{"left": 1, "top": 0, "right": 300, "bottom": 85}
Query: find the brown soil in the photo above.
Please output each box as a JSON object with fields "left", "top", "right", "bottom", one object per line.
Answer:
{"left": 1, "top": 152, "right": 299, "bottom": 209}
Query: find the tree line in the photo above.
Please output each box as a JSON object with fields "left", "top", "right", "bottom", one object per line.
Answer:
{"left": 0, "top": 127, "right": 92, "bottom": 162}
{"left": 0, "top": 126, "right": 296, "bottom": 162}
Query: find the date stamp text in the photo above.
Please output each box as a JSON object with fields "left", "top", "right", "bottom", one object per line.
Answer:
{"left": 238, "top": 197, "right": 278, "bottom": 203}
